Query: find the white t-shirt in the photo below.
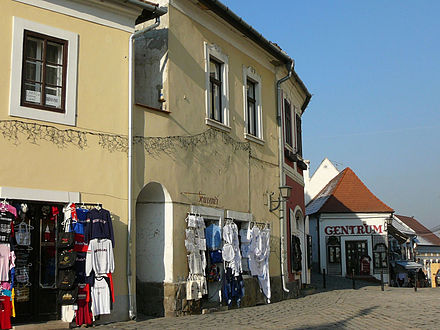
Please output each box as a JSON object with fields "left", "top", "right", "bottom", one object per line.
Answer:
{"left": 91, "top": 277, "right": 111, "bottom": 316}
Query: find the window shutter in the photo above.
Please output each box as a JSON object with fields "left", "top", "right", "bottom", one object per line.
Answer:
{"left": 296, "top": 114, "right": 302, "bottom": 156}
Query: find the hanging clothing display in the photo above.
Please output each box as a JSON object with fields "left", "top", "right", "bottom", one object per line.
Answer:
{"left": 0, "top": 245, "right": 14, "bottom": 282}
{"left": 85, "top": 238, "right": 114, "bottom": 276}
{"left": 90, "top": 277, "right": 111, "bottom": 316}
{"left": 247, "top": 225, "right": 271, "bottom": 301}
{"left": 85, "top": 208, "right": 114, "bottom": 247}
{"left": 185, "top": 214, "right": 208, "bottom": 301}
{"left": 58, "top": 204, "right": 115, "bottom": 325}
{"left": 222, "top": 268, "right": 244, "bottom": 307}
{"left": 205, "top": 224, "right": 221, "bottom": 250}
{"left": 223, "top": 221, "right": 242, "bottom": 276}
{"left": 0, "top": 201, "right": 17, "bottom": 329}
{"left": 0, "top": 210, "right": 14, "bottom": 245}
{"left": 290, "top": 235, "right": 302, "bottom": 272}
{"left": 221, "top": 220, "right": 244, "bottom": 307}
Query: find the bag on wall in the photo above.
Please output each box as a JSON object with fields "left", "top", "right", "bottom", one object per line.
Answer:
{"left": 15, "top": 284, "right": 30, "bottom": 302}
{"left": 58, "top": 232, "right": 75, "bottom": 248}
{"left": 57, "top": 269, "right": 76, "bottom": 289}
{"left": 58, "top": 287, "right": 78, "bottom": 305}
{"left": 58, "top": 249, "right": 77, "bottom": 269}
{"left": 15, "top": 266, "right": 30, "bottom": 283}
{"left": 15, "top": 222, "right": 31, "bottom": 246}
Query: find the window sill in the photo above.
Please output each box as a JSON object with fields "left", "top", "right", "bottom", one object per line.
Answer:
{"left": 136, "top": 102, "right": 170, "bottom": 114}
{"left": 244, "top": 133, "right": 264, "bottom": 145}
{"left": 205, "top": 118, "right": 231, "bottom": 132}
{"left": 10, "top": 107, "right": 76, "bottom": 126}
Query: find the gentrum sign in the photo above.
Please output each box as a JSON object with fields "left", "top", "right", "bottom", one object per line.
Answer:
{"left": 324, "top": 224, "right": 383, "bottom": 236}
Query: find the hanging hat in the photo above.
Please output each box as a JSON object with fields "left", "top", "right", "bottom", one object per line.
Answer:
{"left": 222, "top": 243, "right": 235, "bottom": 262}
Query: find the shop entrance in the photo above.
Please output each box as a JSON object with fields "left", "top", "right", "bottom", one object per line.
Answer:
{"left": 12, "top": 201, "right": 63, "bottom": 324}
{"left": 345, "top": 240, "right": 368, "bottom": 276}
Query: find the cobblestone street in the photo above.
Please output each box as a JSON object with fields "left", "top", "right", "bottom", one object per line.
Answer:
{"left": 16, "top": 275, "right": 439, "bottom": 329}
{"left": 98, "top": 276, "right": 439, "bottom": 330}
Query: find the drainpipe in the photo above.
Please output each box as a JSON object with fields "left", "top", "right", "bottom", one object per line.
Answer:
{"left": 127, "top": 14, "right": 163, "bottom": 320}
{"left": 276, "top": 60, "right": 294, "bottom": 293}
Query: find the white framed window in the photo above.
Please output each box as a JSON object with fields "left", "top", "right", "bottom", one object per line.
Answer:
{"left": 9, "top": 17, "right": 78, "bottom": 126}
{"left": 243, "top": 66, "right": 263, "bottom": 144}
{"left": 204, "top": 42, "right": 230, "bottom": 131}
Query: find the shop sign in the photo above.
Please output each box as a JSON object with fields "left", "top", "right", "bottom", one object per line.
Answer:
{"left": 181, "top": 191, "right": 219, "bottom": 206}
{"left": 324, "top": 224, "right": 383, "bottom": 236}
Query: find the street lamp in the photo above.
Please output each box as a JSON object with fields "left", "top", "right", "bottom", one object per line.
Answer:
{"left": 268, "top": 185, "right": 292, "bottom": 212}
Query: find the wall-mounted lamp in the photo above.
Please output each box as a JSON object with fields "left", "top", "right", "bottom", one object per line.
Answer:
{"left": 385, "top": 214, "right": 393, "bottom": 231}
{"left": 268, "top": 185, "right": 292, "bottom": 212}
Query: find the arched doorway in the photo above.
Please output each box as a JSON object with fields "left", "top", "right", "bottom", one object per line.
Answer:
{"left": 136, "top": 182, "right": 173, "bottom": 317}
{"left": 291, "top": 208, "right": 306, "bottom": 284}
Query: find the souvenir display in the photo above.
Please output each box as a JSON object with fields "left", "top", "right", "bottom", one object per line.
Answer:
{"left": 0, "top": 200, "right": 116, "bottom": 328}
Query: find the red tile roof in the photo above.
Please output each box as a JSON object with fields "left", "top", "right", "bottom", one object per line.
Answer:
{"left": 306, "top": 167, "right": 394, "bottom": 214}
{"left": 396, "top": 215, "right": 440, "bottom": 246}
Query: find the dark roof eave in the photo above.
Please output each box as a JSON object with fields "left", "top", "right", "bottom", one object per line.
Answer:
{"left": 198, "top": 0, "right": 290, "bottom": 63}
{"left": 198, "top": 0, "right": 311, "bottom": 100}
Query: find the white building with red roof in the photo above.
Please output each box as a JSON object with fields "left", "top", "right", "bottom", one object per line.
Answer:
{"left": 306, "top": 165, "right": 394, "bottom": 282}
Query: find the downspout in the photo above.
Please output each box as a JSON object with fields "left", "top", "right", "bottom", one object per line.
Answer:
{"left": 127, "top": 15, "right": 162, "bottom": 320}
{"left": 276, "top": 60, "right": 294, "bottom": 293}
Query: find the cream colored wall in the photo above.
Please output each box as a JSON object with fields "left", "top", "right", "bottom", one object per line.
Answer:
{"left": 132, "top": 2, "right": 311, "bottom": 281}
{"left": 1, "top": 1, "right": 132, "bottom": 299}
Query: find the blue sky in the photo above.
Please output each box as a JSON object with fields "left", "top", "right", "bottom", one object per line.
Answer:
{"left": 221, "top": 0, "right": 440, "bottom": 229}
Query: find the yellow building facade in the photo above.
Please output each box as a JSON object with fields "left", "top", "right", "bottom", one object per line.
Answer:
{"left": 133, "top": 0, "right": 311, "bottom": 317}
{"left": 1, "top": 0, "right": 311, "bottom": 324}
{"left": 0, "top": 0, "right": 161, "bottom": 324}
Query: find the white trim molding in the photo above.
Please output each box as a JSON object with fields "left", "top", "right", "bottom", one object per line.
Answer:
{"left": 9, "top": 17, "right": 78, "bottom": 126}
{"left": 226, "top": 210, "right": 252, "bottom": 222}
{"left": 13, "top": 0, "right": 141, "bottom": 32}
{"left": 204, "top": 42, "right": 230, "bottom": 129}
{"left": 243, "top": 65, "right": 264, "bottom": 142}
{"left": 0, "top": 186, "right": 80, "bottom": 203}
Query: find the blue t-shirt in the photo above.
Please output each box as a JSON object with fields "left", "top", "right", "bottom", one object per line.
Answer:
{"left": 205, "top": 224, "right": 221, "bottom": 250}
{"left": 71, "top": 208, "right": 88, "bottom": 235}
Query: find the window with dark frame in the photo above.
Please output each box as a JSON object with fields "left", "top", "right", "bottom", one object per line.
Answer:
{"left": 21, "top": 30, "right": 68, "bottom": 113}
{"left": 295, "top": 114, "right": 302, "bottom": 156}
{"left": 373, "top": 243, "right": 388, "bottom": 269}
{"left": 284, "top": 99, "right": 292, "bottom": 147}
{"left": 328, "top": 236, "right": 341, "bottom": 264}
{"left": 246, "top": 79, "right": 257, "bottom": 136}
{"left": 209, "top": 58, "right": 222, "bottom": 123}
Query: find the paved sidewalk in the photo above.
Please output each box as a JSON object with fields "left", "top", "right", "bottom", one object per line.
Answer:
{"left": 96, "top": 275, "right": 438, "bottom": 329}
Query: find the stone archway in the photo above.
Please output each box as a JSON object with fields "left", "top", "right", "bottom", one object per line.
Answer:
{"left": 136, "top": 182, "right": 173, "bottom": 317}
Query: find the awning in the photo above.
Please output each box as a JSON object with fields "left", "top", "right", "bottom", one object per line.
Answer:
{"left": 395, "top": 260, "right": 423, "bottom": 270}
{"left": 388, "top": 224, "right": 410, "bottom": 244}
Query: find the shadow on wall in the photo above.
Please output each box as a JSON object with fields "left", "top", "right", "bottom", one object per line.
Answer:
{"left": 136, "top": 182, "right": 169, "bottom": 317}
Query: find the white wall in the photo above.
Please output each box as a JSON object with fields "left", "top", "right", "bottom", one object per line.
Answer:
{"left": 304, "top": 158, "right": 339, "bottom": 205}
{"left": 136, "top": 182, "right": 173, "bottom": 283}
{"left": 136, "top": 202, "right": 166, "bottom": 282}
{"left": 318, "top": 213, "right": 390, "bottom": 282}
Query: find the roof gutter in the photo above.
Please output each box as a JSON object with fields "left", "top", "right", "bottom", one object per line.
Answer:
{"left": 276, "top": 61, "right": 294, "bottom": 293}
{"left": 125, "top": 0, "right": 168, "bottom": 16}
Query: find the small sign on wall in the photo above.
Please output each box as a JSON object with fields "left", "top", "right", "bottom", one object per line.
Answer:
{"left": 26, "top": 90, "right": 40, "bottom": 103}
